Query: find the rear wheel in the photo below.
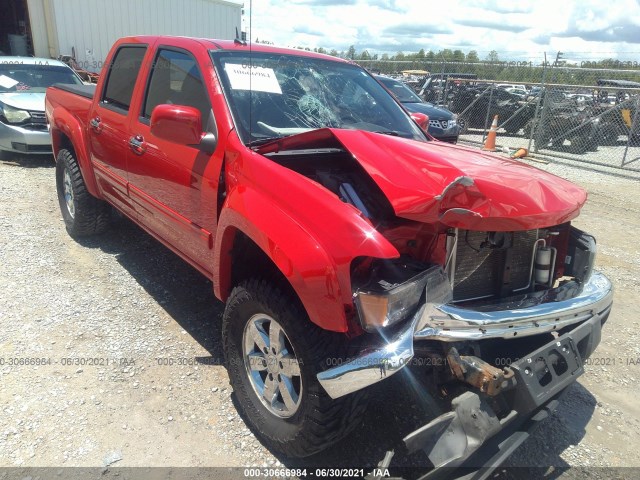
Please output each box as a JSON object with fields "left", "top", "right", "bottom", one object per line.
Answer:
{"left": 223, "top": 278, "right": 368, "bottom": 457}
{"left": 457, "top": 116, "right": 469, "bottom": 134}
{"left": 598, "top": 124, "right": 619, "bottom": 146}
{"left": 55, "top": 148, "right": 111, "bottom": 237}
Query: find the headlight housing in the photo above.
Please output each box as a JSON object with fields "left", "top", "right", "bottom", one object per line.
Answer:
{"left": 0, "top": 103, "right": 31, "bottom": 124}
{"left": 353, "top": 260, "right": 432, "bottom": 332}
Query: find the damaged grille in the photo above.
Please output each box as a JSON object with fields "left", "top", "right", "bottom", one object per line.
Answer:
{"left": 453, "top": 229, "right": 539, "bottom": 302}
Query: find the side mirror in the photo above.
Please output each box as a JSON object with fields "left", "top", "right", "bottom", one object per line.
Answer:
{"left": 410, "top": 112, "right": 430, "bottom": 131}
{"left": 150, "top": 104, "right": 216, "bottom": 153}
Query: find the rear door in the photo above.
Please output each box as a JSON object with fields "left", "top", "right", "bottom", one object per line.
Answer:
{"left": 88, "top": 44, "right": 148, "bottom": 217}
{"left": 126, "top": 44, "right": 223, "bottom": 275}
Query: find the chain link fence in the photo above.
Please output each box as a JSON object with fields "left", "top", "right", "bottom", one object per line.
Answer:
{"left": 359, "top": 58, "right": 640, "bottom": 172}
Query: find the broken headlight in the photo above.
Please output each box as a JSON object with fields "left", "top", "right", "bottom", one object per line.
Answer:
{"left": 353, "top": 259, "right": 432, "bottom": 332}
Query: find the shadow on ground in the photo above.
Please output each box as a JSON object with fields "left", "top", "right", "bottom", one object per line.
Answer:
{"left": 1, "top": 151, "right": 55, "bottom": 168}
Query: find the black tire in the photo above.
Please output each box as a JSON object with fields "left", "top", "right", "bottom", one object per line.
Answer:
{"left": 223, "top": 278, "right": 368, "bottom": 458}
{"left": 569, "top": 135, "right": 591, "bottom": 154}
{"left": 55, "top": 148, "right": 111, "bottom": 237}
{"left": 525, "top": 120, "right": 551, "bottom": 148}
{"left": 457, "top": 116, "right": 469, "bottom": 134}
{"left": 598, "top": 125, "right": 619, "bottom": 146}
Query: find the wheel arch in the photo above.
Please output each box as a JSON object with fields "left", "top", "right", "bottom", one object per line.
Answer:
{"left": 50, "top": 107, "right": 100, "bottom": 197}
{"left": 213, "top": 201, "right": 350, "bottom": 334}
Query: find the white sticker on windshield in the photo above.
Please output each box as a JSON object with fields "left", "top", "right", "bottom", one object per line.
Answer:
{"left": 224, "top": 64, "right": 282, "bottom": 94}
{"left": 0, "top": 75, "right": 19, "bottom": 89}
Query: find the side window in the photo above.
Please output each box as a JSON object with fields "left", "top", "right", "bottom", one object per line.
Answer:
{"left": 102, "top": 46, "right": 147, "bottom": 111}
{"left": 142, "top": 48, "right": 211, "bottom": 125}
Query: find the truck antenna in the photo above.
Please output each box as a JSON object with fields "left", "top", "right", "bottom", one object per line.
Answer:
{"left": 234, "top": 27, "right": 246, "bottom": 46}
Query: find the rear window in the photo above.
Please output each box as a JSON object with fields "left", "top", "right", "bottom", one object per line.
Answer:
{"left": 102, "top": 46, "right": 147, "bottom": 111}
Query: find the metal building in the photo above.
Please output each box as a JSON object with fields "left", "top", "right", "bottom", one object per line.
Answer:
{"left": 1, "top": 0, "right": 243, "bottom": 70}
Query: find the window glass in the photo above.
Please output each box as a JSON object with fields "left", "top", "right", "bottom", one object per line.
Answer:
{"left": 212, "top": 51, "right": 425, "bottom": 145}
{"left": 0, "top": 64, "right": 82, "bottom": 93}
{"left": 103, "top": 46, "right": 147, "bottom": 110}
{"left": 143, "top": 49, "right": 211, "bottom": 123}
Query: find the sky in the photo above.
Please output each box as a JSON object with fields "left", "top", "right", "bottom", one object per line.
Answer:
{"left": 242, "top": 0, "right": 640, "bottom": 62}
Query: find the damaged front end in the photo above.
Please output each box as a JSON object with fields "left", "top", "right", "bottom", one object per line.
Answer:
{"left": 256, "top": 127, "right": 612, "bottom": 472}
{"left": 319, "top": 245, "right": 611, "bottom": 472}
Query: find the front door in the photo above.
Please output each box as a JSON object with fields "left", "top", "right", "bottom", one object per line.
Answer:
{"left": 127, "top": 46, "right": 223, "bottom": 275}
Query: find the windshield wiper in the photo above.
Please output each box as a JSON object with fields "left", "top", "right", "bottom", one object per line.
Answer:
{"left": 248, "top": 136, "right": 284, "bottom": 148}
{"left": 374, "top": 130, "right": 401, "bottom": 136}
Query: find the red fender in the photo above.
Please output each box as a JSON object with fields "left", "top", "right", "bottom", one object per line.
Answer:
{"left": 213, "top": 185, "right": 399, "bottom": 333}
{"left": 50, "top": 105, "right": 100, "bottom": 198}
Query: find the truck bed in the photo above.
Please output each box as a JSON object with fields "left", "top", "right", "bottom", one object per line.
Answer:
{"left": 52, "top": 83, "right": 96, "bottom": 100}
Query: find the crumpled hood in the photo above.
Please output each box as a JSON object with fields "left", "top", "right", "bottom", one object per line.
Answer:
{"left": 0, "top": 92, "right": 45, "bottom": 112}
{"left": 257, "top": 128, "right": 587, "bottom": 231}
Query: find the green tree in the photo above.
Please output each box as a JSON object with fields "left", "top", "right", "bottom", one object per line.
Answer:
{"left": 486, "top": 50, "right": 500, "bottom": 63}
{"left": 466, "top": 50, "right": 479, "bottom": 62}
{"left": 452, "top": 50, "right": 465, "bottom": 62}
{"left": 440, "top": 49, "right": 453, "bottom": 61}
{"left": 347, "top": 45, "right": 357, "bottom": 60}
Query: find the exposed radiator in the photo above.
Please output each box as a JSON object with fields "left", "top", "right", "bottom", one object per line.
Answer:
{"left": 453, "top": 229, "right": 539, "bottom": 302}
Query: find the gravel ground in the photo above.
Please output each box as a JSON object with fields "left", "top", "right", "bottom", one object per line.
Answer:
{"left": 0, "top": 149, "right": 639, "bottom": 479}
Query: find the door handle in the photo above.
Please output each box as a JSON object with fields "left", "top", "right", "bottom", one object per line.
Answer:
{"left": 129, "top": 134, "right": 147, "bottom": 155}
{"left": 89, "top": 116, "right": 102, "bottom": 133}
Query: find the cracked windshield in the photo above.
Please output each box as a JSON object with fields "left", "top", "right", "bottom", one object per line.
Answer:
{"left": 212, "top": 51, "right": 425, "bottom": 145}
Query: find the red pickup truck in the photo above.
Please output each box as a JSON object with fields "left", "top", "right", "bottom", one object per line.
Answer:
{"left": 46, "top": 36, "right": 613, "bottom": 468}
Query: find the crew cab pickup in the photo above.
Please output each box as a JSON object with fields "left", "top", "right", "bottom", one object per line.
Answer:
{"left": 46, "top": 36, "right": 613, "bottom": 468}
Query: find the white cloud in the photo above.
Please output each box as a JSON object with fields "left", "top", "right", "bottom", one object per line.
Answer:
{"left": 245, "top": 0, "right": 640, "bottom": 60}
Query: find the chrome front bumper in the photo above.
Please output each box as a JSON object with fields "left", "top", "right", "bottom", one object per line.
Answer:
{"left": 317, "top": 271, "right": 613, "bottom": 399}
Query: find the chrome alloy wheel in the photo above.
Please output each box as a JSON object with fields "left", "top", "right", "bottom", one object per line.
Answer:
{"left": 242, "top": 314, "right": 303, "bottom": 418}
{"left": 62, "top": 168, "right": 75, "bottom": 218}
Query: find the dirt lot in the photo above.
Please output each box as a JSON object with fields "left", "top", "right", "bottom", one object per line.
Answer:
{"left": 0, "top": 149, "right": 639, "bottom": 478}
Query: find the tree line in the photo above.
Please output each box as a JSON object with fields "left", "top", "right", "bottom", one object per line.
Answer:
{"left": 254, "top": 39, "right": 640, "bottom": 87}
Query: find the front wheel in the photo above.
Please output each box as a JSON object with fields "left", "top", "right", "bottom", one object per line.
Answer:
{"left": 55, "top": 148, "right": 111, "bottom": 238}
{"left": 223, "top": 278, "right": 368, "bottom": 457}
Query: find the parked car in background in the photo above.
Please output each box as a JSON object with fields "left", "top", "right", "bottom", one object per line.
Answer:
{"left": 417, "top": 73, "right": 478, "bottom": 104}
{"left": 503, "top": 86, "right": 528, "bottom": 98}
{"left": 449, "top": 84, "right": 533, "bottom": 134}
{"left": 376, "top": 75, "right": 460, "bottom": 143}
{"left": 497, "top": 83, "right": 527, "bottom": 91}
{"left": 0, "top": 57, "right": 83, "bottom": 156}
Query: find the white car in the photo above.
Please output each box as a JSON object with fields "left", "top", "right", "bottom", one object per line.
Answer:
{"left": 0, "top": 57, "right": 83, "bottom": 155}
{"left": 503, "top": 87, "right": 528, "bottom": 98}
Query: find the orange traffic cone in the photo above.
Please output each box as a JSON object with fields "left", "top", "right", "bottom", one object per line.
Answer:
{"left": 511, "top": 147, "right": 528, "bottom": 159}
{"left": 483, "top": 115, "right": 499, "bottom": 151}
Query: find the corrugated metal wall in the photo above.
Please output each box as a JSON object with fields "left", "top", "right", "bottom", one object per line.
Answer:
{"left": 25, "top": 0, "right": 51, "bottom": 58}
{"left": 26, "top": 0, "right": 241, "bottom": 69}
